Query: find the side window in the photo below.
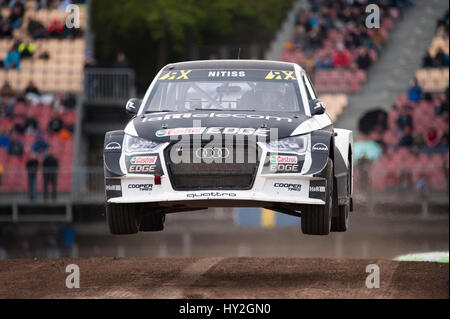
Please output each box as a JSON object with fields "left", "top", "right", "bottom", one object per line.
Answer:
{"left": 303, "top": 73, "right": 316, "bottom": 100}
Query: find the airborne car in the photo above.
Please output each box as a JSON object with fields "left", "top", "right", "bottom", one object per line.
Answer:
{"left": 104, "top": 60, "right": 353, "bottom": 235}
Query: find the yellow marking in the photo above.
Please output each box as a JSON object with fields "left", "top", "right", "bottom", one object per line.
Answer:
{"left": 176, "top": 70, "right": 192, "bottom": 79}
{"left": 158, "top": 70, "right": 191, "bottom": 80}
{"left": 261, "top": 208, "right": 275, "bottom": 228}
{"left": 282, "top": 71, "right": 296, "bottom": 80}
{"left": 265, "top": 70, "right": 295, "bottom": 80}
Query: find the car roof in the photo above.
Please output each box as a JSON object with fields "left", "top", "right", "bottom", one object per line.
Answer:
{"left": 163, "top": 59, "right": 300, "bottom": 72}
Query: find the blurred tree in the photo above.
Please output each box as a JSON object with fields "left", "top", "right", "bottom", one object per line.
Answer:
{"left": 91, "top": 0, "right": 293, "bottom": 92}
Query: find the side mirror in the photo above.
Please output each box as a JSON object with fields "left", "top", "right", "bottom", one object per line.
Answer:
{"left": 309, "top": 98, "right": 326, "bottom": 115}
{"left": 125, "top": 98, "right": 142, "bottom": 115}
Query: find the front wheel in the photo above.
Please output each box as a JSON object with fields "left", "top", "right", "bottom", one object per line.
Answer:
{"left": 301, "top": 158, "right": 334, "bottom": 235}
{"left": 106, "top": 203, "right": 140, "bottom": 235}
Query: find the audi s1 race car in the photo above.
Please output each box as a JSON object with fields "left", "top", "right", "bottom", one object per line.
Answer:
{"left": 104, "top": 60, "right": 353, "bottom": 235}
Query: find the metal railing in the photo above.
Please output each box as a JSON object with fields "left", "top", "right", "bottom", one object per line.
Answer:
{"left": 84, "top": 68, "right": 136, "bottom": 105}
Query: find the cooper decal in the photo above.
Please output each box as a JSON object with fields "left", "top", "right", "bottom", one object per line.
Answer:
{"left": 274, "top": 183, "right": 302, "bottom": 191}
{"left": 128, "top": 183, "right": 153, "bottom": 191}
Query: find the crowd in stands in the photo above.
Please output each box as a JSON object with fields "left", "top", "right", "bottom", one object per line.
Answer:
{"left": 281, "top": 0, "right": 413, "bottom": 93}
{"left": 1, "top": 0, "right": 84, "bottom": 71}
{"left": 0, "top": 80, "right": 76, "bottom": 199}
{"left": 356, "top": 10, "right": 449, "bottom": 198}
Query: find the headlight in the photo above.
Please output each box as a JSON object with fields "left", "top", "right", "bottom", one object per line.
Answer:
{"left": 123, "top": 135, "right": 164, "bottom": 154}
{"left": 265, "top": 136, "right": 308, "bottom": 154}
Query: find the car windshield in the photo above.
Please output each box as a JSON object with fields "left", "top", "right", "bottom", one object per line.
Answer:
{"left": 142, "top": 69, "right": 305, "bottom": 114}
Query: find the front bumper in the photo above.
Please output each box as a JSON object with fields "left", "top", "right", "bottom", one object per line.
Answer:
{"left": 106, "top": 173, "right": 327, "bottom": 205}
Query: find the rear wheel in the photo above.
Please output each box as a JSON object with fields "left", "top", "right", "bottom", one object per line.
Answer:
{"left": 139, "top": 213, "right": 165, "bottom": 231}
{"left": 106, "top": 203, "right": 140, "bottom": 235}
{"left": 301, "top": 158, "right": 333, "bottom": 235}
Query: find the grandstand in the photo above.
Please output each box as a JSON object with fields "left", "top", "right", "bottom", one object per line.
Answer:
{"left": 354, "top": 8, "right": 449, "bottom": 199}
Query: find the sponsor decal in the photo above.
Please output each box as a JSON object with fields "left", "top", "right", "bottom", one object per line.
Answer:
{"left": 129, "top": 164, "right": 157, "bottom": 173}
{"left": 208, "top": 70, "right": 246, "bottom": 78}
{"left": 309, "top": 180, "right": 327, "bottom": 200}
{"left": 105, "top": 142, "right": 121, "bottom": 151}
{"left": 158, "top": 70, "right": 192, "bottom": 80}
{"left": 312, "top": 143, "right": 328, "bottom": 152}
{"left": 143, "top": 113, "right": 292, "bottom": 123}
{"left": 130, "top": 156, "right": 157, "bottom": 165}
{"left": 309, "top": 186, "right": 325, "bottom": 192}
{"left": 265, "top": 70, "right": 296, "bottom": 80}
{"left": 270, "top": 163, "right": 299, "bottom": 172}
{"left": 186, "top": 192, "right": 237, "bottom": 198}
{"left": 105, "top": 184, "right": 121, "bottom": 191}
{"left": 270, "top": 155, "right": 298, "bottom": 164}
{"left": 274, "top": 183, "right": 302, "bottom": 191}
{"left": 105, "top": 178, "right": 122, "bottom": 199}
{"left": 128, "top": 183, "right": 153, "bottom": 191}
{"left": 156, "top": 127, "right": 206, "bottom": 137}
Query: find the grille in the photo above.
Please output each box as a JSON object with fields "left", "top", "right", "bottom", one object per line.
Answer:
{"left": 165, "top": 143, "right": 260, "bottom": 190}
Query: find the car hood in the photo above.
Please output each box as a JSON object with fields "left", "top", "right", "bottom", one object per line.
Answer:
{"left": 129, "top": 111, "right": 313, "bottom": 142}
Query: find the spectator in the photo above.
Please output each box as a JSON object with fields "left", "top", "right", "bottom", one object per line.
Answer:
{"left": 113, "top": 52, "right": 130, "bottom": 69}
{"left": 0, "top": 162, "right": 3, "bottom": 186}
{"left": 7, "top": 2, "right": 24, "bottom": 30}
{"left": 2, "top": 43, "right": 21, "bottom": 70}
{"left": 8, "top": 132, "right": 23, "bottom": 156}
{"left": 43, "top": 149, "right": 58, "bottom": 200}
{"left": 422, "top": 50, "right": 434, "bottom": 68}
{"left": 33, "top": 132, "right": 49, "bottom": 154}
{"left": 48, "top": 111, "right": 64, "bottom": 133}
{"left": 0, "top": 129, "right": 11, "bottom": 149}
{"left": 332, "top": 44, "right": 350, "bottom": 68}
{"left": 434, "top": 48, "right": 449, "bottom": 67}
{"left": 396, "top": 107, "right": 413, "bottom": 130}
{"left": 356, "top": 47, "right": 372, "bottom": 70}
{"left": 47, "top": 18, "right": 64, "bottom": 38}
{"left": 0, "top": 81, "right": 15, "bottom": 97}
{"left": 26, "top": 153, "right": 39, "bottom": 201}
{"left": 424, "top": 126, "right": 441, "bottom": 148}
{"left": 25, "top": 80, "right": 40, "bottom": 96}
{"left": 27, "top": 17, "right": 47, "bottom": 39}
{"left": 315, "top": 49, "right": 333, "bottom": 69}
{"left": 415, "top": 173, "right": 429, "bottom": 200}
{"left": 61, "top": 93, "right": 76, "bottom": 109}
{"left": 0, "top": 96, "right": 14, "bottom": 118}
{"left": 18, "top": 39, "right": 35, "bottom": 59}
{"left": 398, "top": 126, "right": 414, "bottom": 147}
{"left": 398, "top": 171, "right": 412, "bottom": 195}
{"left": 23, "top": 109, "right": 38, "bottom": 134}
{"left": 385, "top": 171, "right": 397, "bottom": 195}
{"left": 407, "top": 78, "right": 423, "bottom": 101}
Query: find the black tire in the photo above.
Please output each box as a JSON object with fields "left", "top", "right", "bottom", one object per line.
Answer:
{"left": 106, "top": 203, "right": 140, "bottom": 235}
{"left": 331, "top": 203, "right": 349, "bottom": 232}
{"left": 331, "top": 169, "right": 350, "bottom": 232}
{"left": 139, "top": 213, "right": 165, "bottom": 232}
{"left": 301, "top": 158, "right": 333, "bottom": 235}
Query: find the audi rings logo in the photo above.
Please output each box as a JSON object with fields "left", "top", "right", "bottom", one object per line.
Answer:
{"left": 195, "top": 147, "right": 230, "bottom": 159}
